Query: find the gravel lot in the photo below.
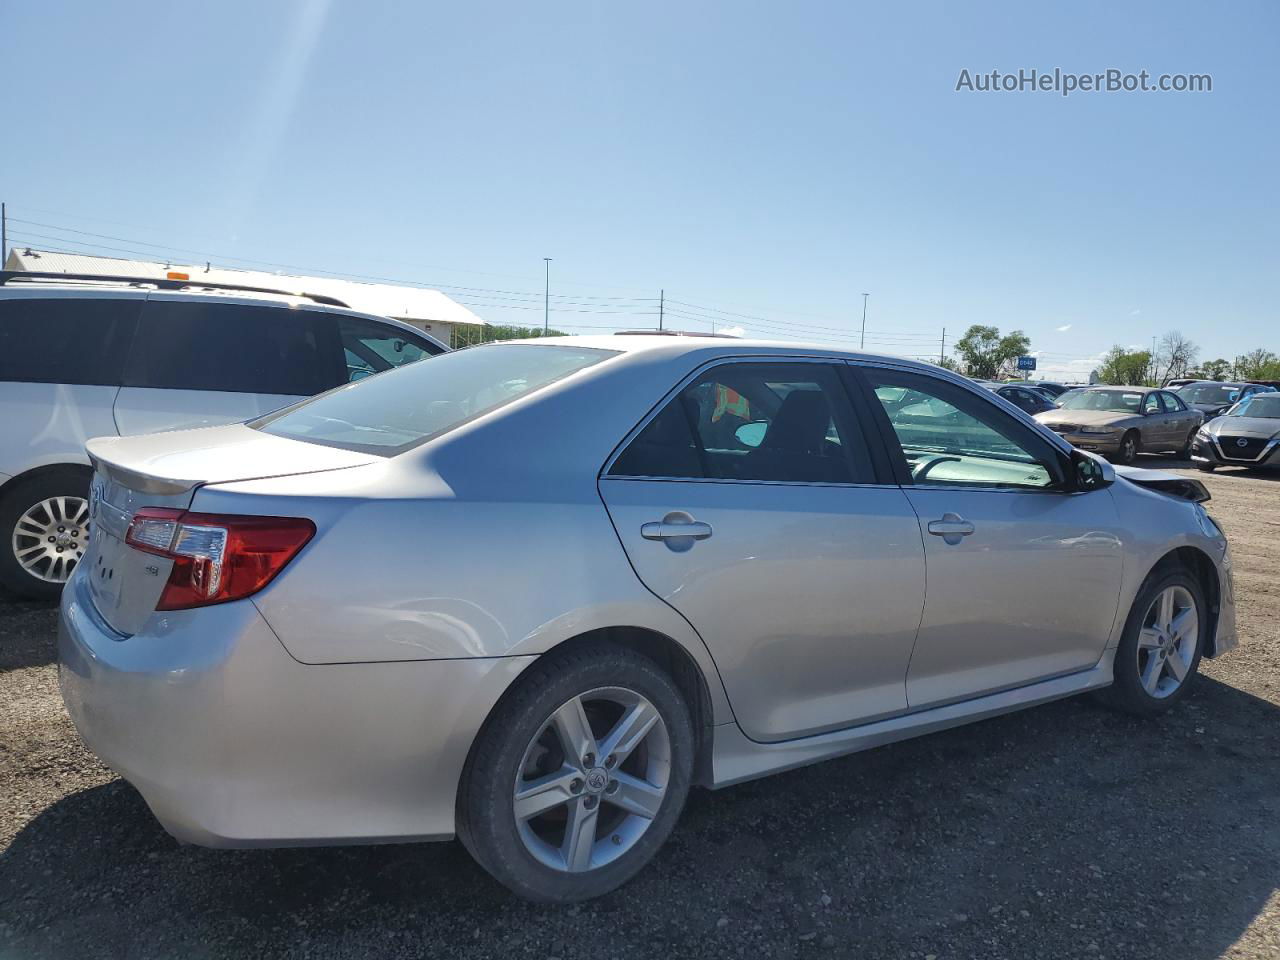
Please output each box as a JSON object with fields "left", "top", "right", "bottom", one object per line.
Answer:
{"left": 2, "top": 457, "right": 1278, "bottom": 960}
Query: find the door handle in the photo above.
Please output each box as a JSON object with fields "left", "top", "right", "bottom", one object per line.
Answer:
{"left": 641, "top": 511, "right": 713, "bottom": 552}
{"left": 927, "top": 513, "right": 975, "bottom": 545}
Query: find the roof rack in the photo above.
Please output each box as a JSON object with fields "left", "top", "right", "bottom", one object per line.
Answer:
{"left": 614, "top": 329, "right": 740, "bottom": 339}
{"left": 0, "top": 270, "right": 350, "bottom": 309}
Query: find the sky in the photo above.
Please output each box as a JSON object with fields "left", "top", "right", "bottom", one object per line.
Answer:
{"left": 1, "top": 0, "right": 1276, "bottom": 380}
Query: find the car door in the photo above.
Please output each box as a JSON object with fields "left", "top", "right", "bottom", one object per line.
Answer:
{"left": 1158, "top": 391, "right": 1195, "bottom": 444}
{"left": 854, "top": 364, "right": 1124, "bottom": 709}
{"left": 1132, "top": 391, "right": 1164, "bottom": 449}
{"left": 114, "top": 297, "right": 341, "bottom": 436}
{"left": 598, "top": 359, "right": 926, "bottom": 742}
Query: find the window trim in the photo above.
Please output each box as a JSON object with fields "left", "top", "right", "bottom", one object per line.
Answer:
{"left": 601, "top": 355, "right": 886, "bottom": 487}
{"left": 846, "top": 362, "right": 1072, "bottom": 493}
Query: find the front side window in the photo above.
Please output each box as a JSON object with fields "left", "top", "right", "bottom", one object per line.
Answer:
{"left": 864, "top": 369, "right": 1060, "bottom": 489}
{"left": 127, "top": 301, "right": 337, "bottom": 395}
{"left": 1142, "top": 393, "right": 1162, "bottom": 415}
{"left": 610, "top": 362, "right": 871, "bottom": 484}
{"left": 339, "top": 317, "right": 438, "bottom": 383}
{"left": 256, "top": 343, "right": 614, "bottom": 454}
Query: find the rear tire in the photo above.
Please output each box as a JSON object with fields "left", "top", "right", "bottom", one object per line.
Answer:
{"left": 1197, "top": 462, "right": 1217, "bottom": 473}
{"left": 1176, "top": 431, "right": 1194, "bottom": 460}
{"left": 458, "top": 644, "right": 695, "bottom": 903}
{"left": 1100, "top": 568, "right": 1205, "bottom": 717}
{"left": 0, "top": 468, "right": 93, "bottom": 600}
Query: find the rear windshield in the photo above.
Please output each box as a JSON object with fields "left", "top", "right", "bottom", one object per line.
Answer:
{"left": 253, "top": 343, "right": 615, "bottom": 455}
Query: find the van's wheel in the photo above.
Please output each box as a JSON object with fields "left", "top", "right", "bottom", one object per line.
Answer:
{"left": 458, "top": 645, "right": 694, "bottom": 902}
{"left": 1099, "top": 568, "right": 1205, "bottom": 717}
{"left": 1111, "top": 431, "right": 1140, "bottom": 465}
{"left": 0, "top": 468, "right": 93, "bottom": 600}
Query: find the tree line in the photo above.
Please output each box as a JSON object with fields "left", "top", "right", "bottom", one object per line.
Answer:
{"left": 943, "top": 324, "right": 1280, "bottom": 386}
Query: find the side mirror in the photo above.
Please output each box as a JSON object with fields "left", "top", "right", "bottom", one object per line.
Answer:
{"left": 1072, "top": 449, "right": 1114, "bottom": 492}
{"left": 734, "top": 421, "right": 769, "bottom": 448}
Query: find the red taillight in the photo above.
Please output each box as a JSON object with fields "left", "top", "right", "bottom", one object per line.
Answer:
{"left": 125, "top": 508, "right": 315, "bottom": 610}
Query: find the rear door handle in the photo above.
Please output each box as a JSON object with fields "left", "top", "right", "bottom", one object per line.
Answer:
{"left": 641, "top": 511, "right": 713, "bottom": 552}
{"left": 927, "top": 513, "right": 975, "bottom": 545}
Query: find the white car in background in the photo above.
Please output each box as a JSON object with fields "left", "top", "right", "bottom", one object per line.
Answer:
{"left": 0, "top": 271, "right": 446, "bottom": 598}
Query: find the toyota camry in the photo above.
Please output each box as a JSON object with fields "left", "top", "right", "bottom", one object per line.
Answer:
{"left": 59, "top": 336, "right": 1237, "bottom": 902}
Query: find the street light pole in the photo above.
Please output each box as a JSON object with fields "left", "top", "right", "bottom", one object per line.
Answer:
{"left": 543, "top": 258, "right": 552, "bottom": 335}
{"left": 860, "top": 293, "right": 869, "bottom": 349}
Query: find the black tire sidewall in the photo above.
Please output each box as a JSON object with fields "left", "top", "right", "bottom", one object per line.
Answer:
{"left": 0, "top": 468, "right": 92, "bottom": 600}
{"left": 1109, "top": 568, "right": 1206, "bottom": 716}
{"left": 459, "top": 645, "right": 695, "bottom": 903}
{"left": 1115, "top": 431, "right": 1139, "bottom": 465}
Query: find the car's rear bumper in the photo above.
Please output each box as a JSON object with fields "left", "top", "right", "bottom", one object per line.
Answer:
{"left": 1191, "top": 437, "right": 1280, "bottom": 469}
{"left": 58, "top": 571, "right": 533, "bottom": 847}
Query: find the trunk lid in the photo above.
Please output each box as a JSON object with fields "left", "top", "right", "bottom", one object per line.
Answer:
{"left": 83, "top": 424, "right": 378, "bottom": 635}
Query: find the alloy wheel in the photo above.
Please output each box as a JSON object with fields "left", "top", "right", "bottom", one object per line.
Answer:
{"left": 1136, "top": 584, "right": 1198, "bottom": 699}
{"left": 11, "top": 496, "right": 89, "bottom": 584}
{"left": 513, "top": 686, "right": 671, "bottom": 873}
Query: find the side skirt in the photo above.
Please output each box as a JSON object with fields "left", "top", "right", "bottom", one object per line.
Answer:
{"left": 709, "top": 659, "right": 1114, "bottom": 789}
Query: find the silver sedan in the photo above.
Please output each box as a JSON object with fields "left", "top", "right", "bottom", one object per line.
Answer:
{"left": 59, "top": 337, "right": 1238, "bottom": 902}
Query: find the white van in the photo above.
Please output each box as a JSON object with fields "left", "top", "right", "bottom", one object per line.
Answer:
{"left": 0, "top": 272, "right": 446, "bottom": 598}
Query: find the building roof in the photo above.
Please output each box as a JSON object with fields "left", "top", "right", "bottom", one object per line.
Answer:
{"left": 2, "top": 248, "right": 484, "bottom": 327}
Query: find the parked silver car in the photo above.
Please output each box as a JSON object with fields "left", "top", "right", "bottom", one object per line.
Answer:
{"left": 59, "top": 337, "right": 1237, "bottom": 902}
{"left": 1191, "top": 392, "right": 1280, "bottom": 471}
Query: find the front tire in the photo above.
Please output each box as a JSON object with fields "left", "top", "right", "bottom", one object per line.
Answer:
{"left": 1111, "top": 430, "right": 1140, "bottom": 466}
{"left": 458, "top": 644, "right": 695, "bottom": 902}
{"left": 1101, "top": 568, "right": 1206, "bottom": 717}
{"left": 1197, "top": 462, "right": 1217, "bottom": 473}
{"left": 0, "top": 468, "right": 92, "bottom": 600}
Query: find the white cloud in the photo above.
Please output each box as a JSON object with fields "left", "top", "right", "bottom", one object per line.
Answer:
{"left": 1129, "top": 309, "right": 1142, "bottom": 316}
{"left": 719, "top": 325, "right": 746, "bottom": 338}
{"left": 1055, "top": 324, "right": 1072, "bottom": 332}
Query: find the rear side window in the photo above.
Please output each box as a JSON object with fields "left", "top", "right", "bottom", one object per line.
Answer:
{"left": 125, "top": 301, "right": 339, "bottom": 395}
{"left": 609, "top": 362, "right": 873, "bottom": 484}
{"left": 254, "top": 343, "right": 615, "bottom": 455}
{"left": 0, "top": 296, "right": 140, "bottom": 386}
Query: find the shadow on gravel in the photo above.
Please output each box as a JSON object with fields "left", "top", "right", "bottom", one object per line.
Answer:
{"left": 0, "top": 593, "right": 58, "bottom": 672}
{"left": 2, "top": 676, "right": 1278, "bottom": 959}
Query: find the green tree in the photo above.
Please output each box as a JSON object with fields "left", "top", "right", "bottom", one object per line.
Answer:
{"left": 1233, "top": 348, "right": 1280, "bottom": 381}
{"left": 1192, "top": 358, "right": 1232, "bottom": 381}
{"left": 934, "top": 355, "right": 961, "bottom": 373}
{"left": 953, "top": 325, "right": 1031, "bottom": 380}
{"left": 1096, "top": 346, "right": 1152, "bottom": 386}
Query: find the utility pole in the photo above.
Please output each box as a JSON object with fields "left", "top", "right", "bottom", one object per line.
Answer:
{"left": 939, "top": 327, "right": 946, "bottom": 365}
{"left": 1151, "top": 334, "right": 1158, "bottom": 384}
{"left": 860, "top": 293, "right": 869, "bottom": 349}
{"left": 542, "top": 258, "right": 552, "bottom": 335}
{"left": 659, "top": 289, "right": 664, "bottom": 331}
{"left": 1, "top": 202, "right": 6, "bottom": 265}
